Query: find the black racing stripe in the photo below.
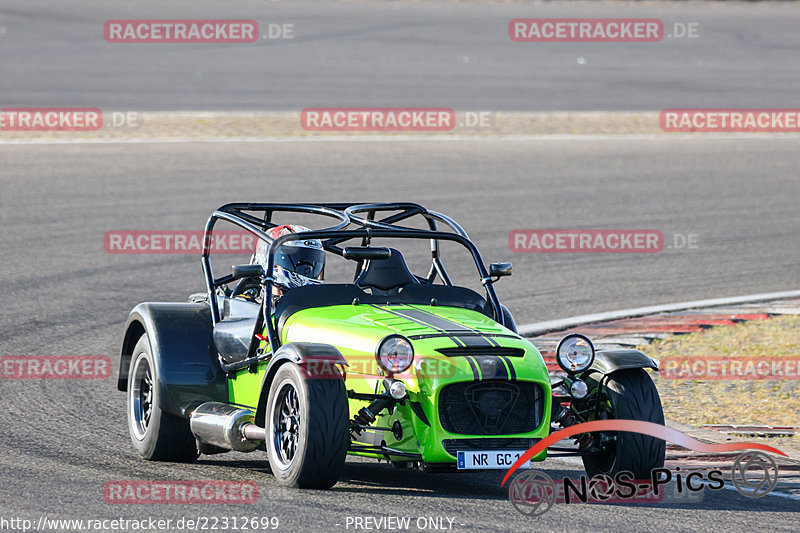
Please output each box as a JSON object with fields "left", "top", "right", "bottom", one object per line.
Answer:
{"left": 410, "top": 305, "right": 501, "bottom": 347}
{"left": 499, "top": 355, "right": 517, "bottom": 380}
{"left": 465, "top": 356, "right": 480, "bottom": 381}
{"left": 371, "top": 303, "right": 444, "bottom": 330}
{"left": 473, "top": 355, "right": 508, "bottom": 381}
{"left": 396, "top": 308, "right": 474, "bottom": 333}
{"left": 484, "top": 334, "right": 501, "bottom": 347}
{"left": 458, "top": 335, "right": 500, "bottom": 347}
{"left": 401, "top": 307, "right": 493, "bottom": 347}
{"left": 382, "top": 306, "right": 468, "bottom": 347}
{"left": 372, "top": 305, "right": 466, "bottom": 347}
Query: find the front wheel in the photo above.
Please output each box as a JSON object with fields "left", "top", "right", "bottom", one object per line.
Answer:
{"left": 581, "top": 369, "right": 665, "bottom": 479}
{"left": 266, "top": 363, "right": 349, "bottom": 488}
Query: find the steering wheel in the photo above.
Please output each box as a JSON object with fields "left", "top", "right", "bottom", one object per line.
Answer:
{"left": 231, "top": 276, "right": 262, "bottom": 300}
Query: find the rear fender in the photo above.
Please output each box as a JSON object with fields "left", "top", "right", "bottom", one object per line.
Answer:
{"left": 118, "top": 303, "right": 228, "bottom": 417}
{"left": 254, "top": 342, "right": 347, "bottom": 426}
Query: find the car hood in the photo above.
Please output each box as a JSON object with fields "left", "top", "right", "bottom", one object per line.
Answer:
{"left": 283, "top": 302, "right": 511, "bottom": 346}
{"left": 281, "top": 303, "right": 547, "bottom": 381}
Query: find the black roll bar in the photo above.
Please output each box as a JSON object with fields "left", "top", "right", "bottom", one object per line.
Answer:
{"left": 200, "top": 203, "right": 506, "bottom": 372}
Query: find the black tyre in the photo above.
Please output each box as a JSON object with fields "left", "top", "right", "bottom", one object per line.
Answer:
{"left": 127, "top": 334, "right": 199, "bottom": 462}
{"left": 266, "top": 363, "right": 349, "bottom": 489}
{"left": 582, "top": 369, "right": 665, "bottom": 479}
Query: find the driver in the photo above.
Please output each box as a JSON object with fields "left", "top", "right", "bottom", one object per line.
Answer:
{"left": 251, "top": 224, "right": 326, "bottom": 304}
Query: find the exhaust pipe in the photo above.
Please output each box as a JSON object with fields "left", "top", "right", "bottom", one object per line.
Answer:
{"left": 190, "top": 402, "right": 267, "bottom": 452}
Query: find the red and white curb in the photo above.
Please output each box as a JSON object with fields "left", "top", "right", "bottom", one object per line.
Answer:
{"left": 518, "top": 290, "right": 800, "bottom": 372}
{"left": 518, "top": 290, "right": 800, "bottom": 336}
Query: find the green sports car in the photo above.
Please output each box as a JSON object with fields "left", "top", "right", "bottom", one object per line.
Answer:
{"left": 118, "top": 202, "right": 664, "bottom": 488}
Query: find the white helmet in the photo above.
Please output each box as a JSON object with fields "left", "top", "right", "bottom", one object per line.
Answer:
{"left": 253, "top": 224, "right": 325, "bottom": 291}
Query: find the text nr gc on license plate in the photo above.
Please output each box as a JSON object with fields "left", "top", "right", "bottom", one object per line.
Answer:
{"left": 457, "top": 450, "right": 532, "bottom": 470}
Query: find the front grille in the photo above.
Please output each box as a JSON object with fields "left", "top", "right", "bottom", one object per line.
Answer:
{"left": 442, "top": 438, "right": 540, "bottom": 457}
{"left": 438, "top": 381, "right": 544, "bottom": 436}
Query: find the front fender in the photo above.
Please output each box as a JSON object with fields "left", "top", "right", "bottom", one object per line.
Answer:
{"left": 118, "top": 302, "right": 228, "bottom": 417}
{"left": 584, "top": 349, "right": 659, "bottom": 377}
{"left": 254, "top": 342, "right": 347, "bottom": 426}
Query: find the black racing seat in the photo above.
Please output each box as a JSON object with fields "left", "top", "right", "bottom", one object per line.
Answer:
{"left": 355, "top": 248, "right": 420, "bottom": 295}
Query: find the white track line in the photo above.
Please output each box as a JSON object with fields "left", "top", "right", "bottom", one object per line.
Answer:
{"left": 721, "top": 482, "right": 800, "bottom": 501}
{"left": 517, "top": 290, "right": 800, "bottom": 337}
{"left": 3, "top": 133, "right": 800, "bottom": 145}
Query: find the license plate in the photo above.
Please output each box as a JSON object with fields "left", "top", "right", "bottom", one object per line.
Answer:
{"left": 457, "top": 450, "right": 531, "bottom": 470}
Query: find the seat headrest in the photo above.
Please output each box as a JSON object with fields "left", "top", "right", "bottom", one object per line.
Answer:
{"left": 355, "top": 248, "right": 420, "bottom": 292}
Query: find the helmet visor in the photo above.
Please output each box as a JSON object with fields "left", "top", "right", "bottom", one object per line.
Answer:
{"left": 275, "top": 245, "right": 326, "bottom": 281}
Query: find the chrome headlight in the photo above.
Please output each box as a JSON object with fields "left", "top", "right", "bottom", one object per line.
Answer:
{"left": 556, "top": 334, "right": 595, "bottom": 374}
{"left": 388, "top": 380, "right": 407, "bottom": 399}
{"left": 569, "top": 379, "right": 589, "bottom": 399}
{"left": 375, "top": 335, "right": 414, "bottom": 374}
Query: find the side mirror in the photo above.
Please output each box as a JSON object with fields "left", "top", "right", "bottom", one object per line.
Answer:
{"left": 343, "top": 246, "right": 392, "bottom": 261}
{"left": 231, "top": 264, "right": 264, "bottom": 280}
{"left": 489, "top": 262, "right": 512, "bottom": 278}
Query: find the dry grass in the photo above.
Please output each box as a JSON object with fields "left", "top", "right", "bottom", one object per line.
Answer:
{"left": 0, "top": 111, "right": 663, "bottom": 140}
{"left": 638, "top": 315, "right": 800, "bottom": 451}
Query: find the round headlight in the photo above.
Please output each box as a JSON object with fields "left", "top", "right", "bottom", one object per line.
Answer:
{"left": 376, "top": 335, "right": 414, "bottom": 374}
{"left": 570, "top": 379, "right": 589, "bottom": 399}
{"left": 388, "top": 380, "right": 407, "bottom": 399}
{"left": 556, "top": 334, "right": 595, "bottom": 374}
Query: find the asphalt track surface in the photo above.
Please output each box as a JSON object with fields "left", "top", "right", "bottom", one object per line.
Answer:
{"left": 1, "top": 138, "right": 798, "bottom": 532}
{"left": 2, "top": 0, "right": 800, "bottom": 531}
{"left": 2, "top": 0, "right": 800, "bottom": 110}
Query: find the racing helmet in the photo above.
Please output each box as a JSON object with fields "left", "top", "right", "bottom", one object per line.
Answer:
{"left": 253, "top": 224, "right": 325, "bottom": 291}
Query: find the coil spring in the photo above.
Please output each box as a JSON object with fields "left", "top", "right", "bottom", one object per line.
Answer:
{"left": 555, "top": 405, "right": 596, "bottom": 451}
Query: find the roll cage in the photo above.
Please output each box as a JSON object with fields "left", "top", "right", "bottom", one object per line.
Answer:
{"left": 201, "top": 202, "right": 508, "bottom": 372}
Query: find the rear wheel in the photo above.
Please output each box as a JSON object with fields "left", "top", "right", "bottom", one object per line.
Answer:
{"left": 266, "top": 363, "right": 349, "bottom": 488}
{"left": 582, "top": 369, "right": 665, "bottom": 479}
{"left": 127, "top": 334, "right": 199, "bottom": 462}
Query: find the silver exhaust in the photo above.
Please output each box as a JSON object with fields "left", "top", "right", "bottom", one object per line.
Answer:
{"left": 190, "top": 402, "right": 267, "bottom": 452}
